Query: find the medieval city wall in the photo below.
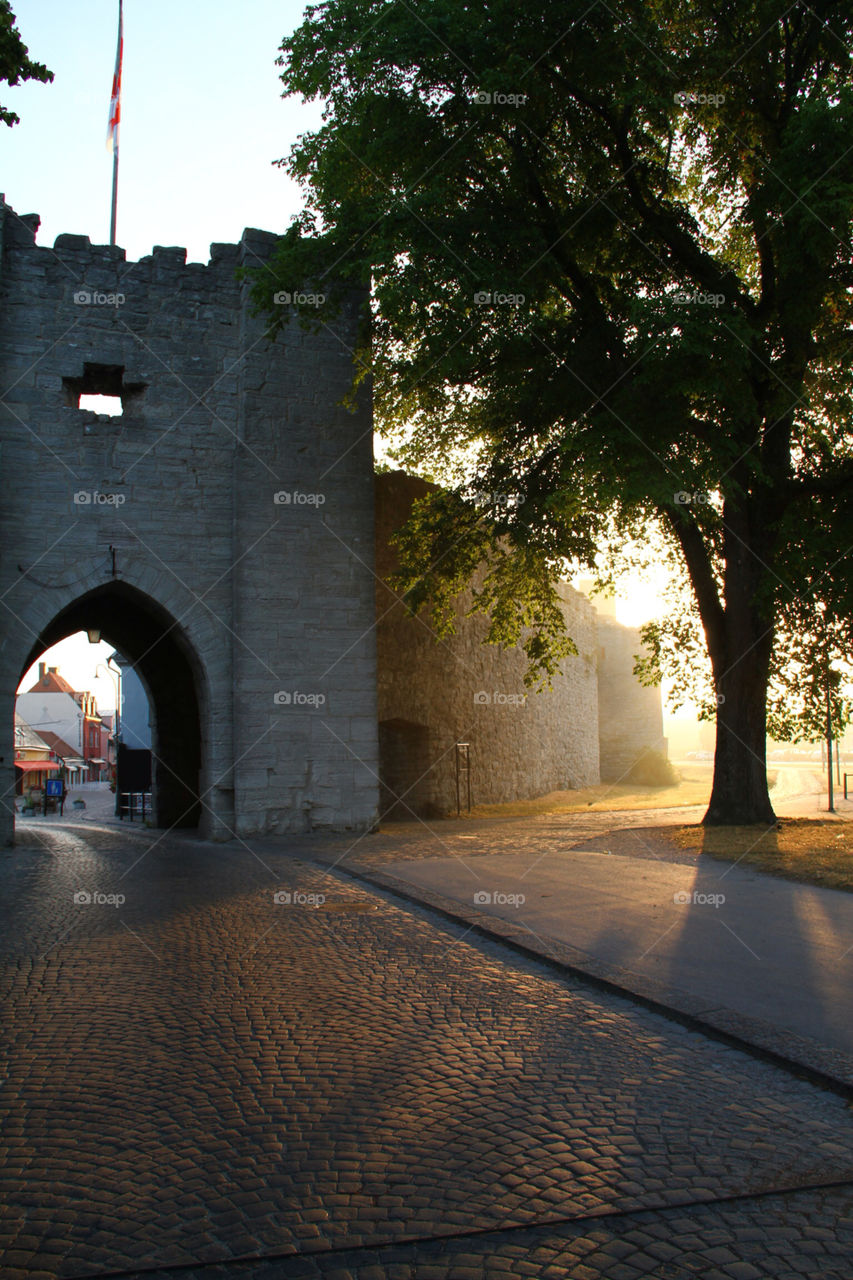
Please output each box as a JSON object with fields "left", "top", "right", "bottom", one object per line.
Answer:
{"left": 374, "top": 472, "right": 602, "bottom": 814}
{"left": 596, "top": 614, "right": 667, "bottom": 781}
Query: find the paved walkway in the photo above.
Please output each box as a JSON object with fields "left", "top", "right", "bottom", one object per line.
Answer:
{"left": 1, "top": 818, "right": 853, "bottom": 1277}
{"left": 377, "top": 838, "right": 853, "bottom": 1055}
{"left": 303, "top": 797, "right": 853, "bottom": 1088}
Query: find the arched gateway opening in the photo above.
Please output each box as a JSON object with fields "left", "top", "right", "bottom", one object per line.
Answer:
{"left": 20, "top": 583, "right": 203, "bottom": 830}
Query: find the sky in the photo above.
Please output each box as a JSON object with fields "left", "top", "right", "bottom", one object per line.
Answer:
{"left": 19, "top": 637, "right": 121, "bottom": 714}
{"left": 5, "top": 0, "right": 677, "bottom": 717}
{"left": 3, "top": 0, "right": 319, "bottom": 262}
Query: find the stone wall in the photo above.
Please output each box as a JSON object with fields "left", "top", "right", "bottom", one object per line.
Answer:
{"left": 596, "top": 614, "right": 667, "bottom": 780}
{"left": 0, "top": 197, "right": 378, "bottom": 843}
{"left": 374, "top": 472, "right": 601, "bottom": 815}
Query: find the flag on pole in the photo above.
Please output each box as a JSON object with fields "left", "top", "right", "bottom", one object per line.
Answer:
{"left": 107, "top": 0, "right": 123, "bottom": 152}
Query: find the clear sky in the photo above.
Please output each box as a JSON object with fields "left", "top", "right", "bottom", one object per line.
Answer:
{"left": 3, "top": 0, "right": 319, "bottom": 262}
{"left": 19, "top": 637, "right": 121, "bottom": 713}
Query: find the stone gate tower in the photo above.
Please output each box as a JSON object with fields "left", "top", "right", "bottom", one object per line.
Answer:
{"left": 0, "top": 198, "right": 379, "bottom": 843}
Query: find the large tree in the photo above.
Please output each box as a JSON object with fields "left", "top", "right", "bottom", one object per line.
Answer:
{"left": 256, "top": 0, "right": 853, "bottom": 824}
{"left": 0, "top": 1, "right": 52, "bottom": 127}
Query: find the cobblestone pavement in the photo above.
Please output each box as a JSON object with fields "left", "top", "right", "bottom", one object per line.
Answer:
{"left": 312, "top": 806, "right": 712, "bottom": 876}
{"left": 308, "top": 799, "right": 849, "bottom": 880}
{"left": 122, "top": 1184, "right": 853, "bottom": 1279}
{"left": 2, "top": 820, "right": 853, "bottom": 1278}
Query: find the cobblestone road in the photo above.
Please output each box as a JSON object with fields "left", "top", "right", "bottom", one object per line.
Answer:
{"left": 2, "top": 820, "right": 853, "bottom": 1278}
{"left": 314, "top": 806, "right": 712, "bottom": 875}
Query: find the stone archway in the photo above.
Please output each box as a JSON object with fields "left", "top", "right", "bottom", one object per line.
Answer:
{"left": 19, "top": 582, "right": 204, "bottom": 831}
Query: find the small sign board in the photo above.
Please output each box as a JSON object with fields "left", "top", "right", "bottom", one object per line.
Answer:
{"left": 46, "top": 778, "right": 63, "bottom": 797}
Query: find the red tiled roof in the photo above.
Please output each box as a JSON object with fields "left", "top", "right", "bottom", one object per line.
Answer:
{"left": 37, "top": 731, "right": 78, "bottom": 759}
{"left": 27, "top": 670, "right": 76, "bottom": 694}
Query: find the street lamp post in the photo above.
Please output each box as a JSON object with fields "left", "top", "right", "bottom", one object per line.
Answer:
{"left": 107, "top": 653, "right": 123, "bottom": 747}
{"left": 826, "top": 654, "right": 835, "bottom": 814}
{"left": 94, "top": 657, "right": 123, "bottom": 779}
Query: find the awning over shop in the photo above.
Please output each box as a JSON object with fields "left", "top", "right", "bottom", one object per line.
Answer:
{"left": 14, "top": 759, "right": 61, "bottom": 772}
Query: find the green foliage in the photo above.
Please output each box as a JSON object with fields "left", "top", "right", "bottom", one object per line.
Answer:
{"left": 257, "top": 0, "right": 853, "bottom": 716}
{"left": 389, "top": 488, "right": 578, "bottom": 688}
{"left": 0, "top": 1, "right": 52, "bottom": 127}
{"left": 639, "top": 567, "right": 853, "bottom": 743}
{"left": 766, "top": 603, "right": 852, "bottom": 743}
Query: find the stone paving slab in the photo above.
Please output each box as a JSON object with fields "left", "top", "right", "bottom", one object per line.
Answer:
{"left": 2, "top": 823, "right": 853, "bottom": 1278}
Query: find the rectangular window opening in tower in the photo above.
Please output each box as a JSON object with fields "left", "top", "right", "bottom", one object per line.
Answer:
{"left": 62, "top": 362, "right": 146, "bottom": 418}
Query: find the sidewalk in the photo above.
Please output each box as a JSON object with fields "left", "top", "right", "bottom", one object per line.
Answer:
{"left": 311, "top": 797, "right": 853, "bottom": 1093}
{"left": 381, "top": 844, "right": 853, "bottom": 1045}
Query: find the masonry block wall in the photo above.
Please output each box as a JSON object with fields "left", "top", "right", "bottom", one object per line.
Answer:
{"left": 374, "top": 472, "right": 601, "bottom": 814}
{"left": 0, "top": 198, "right": 378, "bottom": 843}
{"left": 596, "top": 614, "right": 667, "bottom": 781}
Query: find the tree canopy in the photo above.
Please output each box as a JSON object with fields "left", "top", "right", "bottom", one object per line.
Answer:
{"left": 0, "top": 1, "right": 52, "bottom": 127}
{"left": 256, "top": 0, "right": 853, "bottom": 824}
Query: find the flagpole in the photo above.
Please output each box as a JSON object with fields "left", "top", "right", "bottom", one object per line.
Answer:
{"left": 108, "top": 0, "right": 123, "bottom": 246}
{"left": 110, "top": 139, "right": 119, "bottom": 247}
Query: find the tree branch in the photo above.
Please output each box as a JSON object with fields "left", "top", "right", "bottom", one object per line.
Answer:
{"left": 663, "top": 507, "right": 726, "bottom": 665}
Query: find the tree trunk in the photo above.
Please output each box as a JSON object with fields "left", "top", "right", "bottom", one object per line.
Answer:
{"left": 704, "top": 627, "right": 776, "bottom": 826}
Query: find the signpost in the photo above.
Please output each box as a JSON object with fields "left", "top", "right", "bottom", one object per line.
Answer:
{"left": 45, "top": 776, "right": 65, "bottom": 815}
